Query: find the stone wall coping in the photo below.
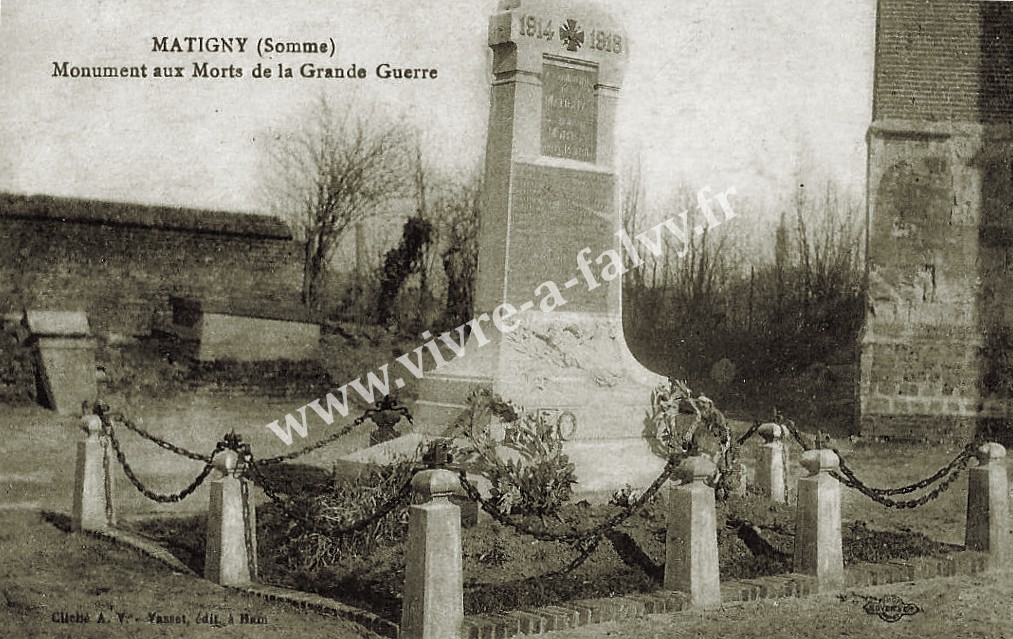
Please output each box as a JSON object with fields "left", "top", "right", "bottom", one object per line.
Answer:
{"left": 0, "top": 192, "right": 293, "bottom": 241}
{"left": 168, "top": 296, "right": 317, "bottom": 325}
{"left": 24, "top": 310, "right": 90, "bottom": 337}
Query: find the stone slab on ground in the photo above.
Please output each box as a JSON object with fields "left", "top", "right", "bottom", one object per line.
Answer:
{"left": 24, "top": 310, "right": 90, "bottom": 336}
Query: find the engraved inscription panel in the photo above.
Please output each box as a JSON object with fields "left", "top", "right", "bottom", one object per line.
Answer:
{"left": 540, "top": 62, "right": 597, "bottom": 162}
{"left": 509, "top": 162, "right": 613, "bottom": 313}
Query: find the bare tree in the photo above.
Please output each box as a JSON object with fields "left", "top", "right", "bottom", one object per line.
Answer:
{"left": 264, "top": 95, "right": 412, "bottom": 311}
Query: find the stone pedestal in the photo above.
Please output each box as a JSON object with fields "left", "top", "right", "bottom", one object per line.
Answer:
{"left": 72, "top": 415, "right": 113, "bottom": 532}
{"left": 25, "top": 311, "right": 96, "bottom": 416}
{"left": 204, "top": 450, "right": 257, "bottom": 586}
{"left": 664, "top": 456, "right": 721, "bottom": 607}
{"left": 401, "top": 469, "right": 464, "bottom": 639}
{"left": 412, "top": 0, "right": 667, "bottom": 496}
{"left": 756, "top": 423, "right": 786, "bottom": 503}
{"left": 965, "top": 443, "right": 1009, "bottom": 566}
{"left": 793, "top": 450, "right": 843, "bottom": 590}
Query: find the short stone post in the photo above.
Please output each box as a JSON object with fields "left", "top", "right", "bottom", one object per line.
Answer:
{"left": 757, "top": 423, "right": 787, "bottom": 503}
{"left": 793, "top": 449, "right": 843, "bottom": 590}
{"left": 72, "top": 414, "right": 114, "bottom": 532}
{"left": 401, "top": 468, "right": 463, "bottom": 639}
{"left": 664, "top": 456, "right": 721, "bottom": 607}
{"left": 204, "top": 449, "right": 257, "bottom": 586}
{"left": 965, "top": 443, "right": 1009, "bottom": 566}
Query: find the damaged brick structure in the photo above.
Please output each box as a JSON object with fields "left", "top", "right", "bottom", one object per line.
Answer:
{"left": 862, "top": 0, "right": 1013, "bottom": 441}
{"left": 0, "top": 193, "right": 302, "bottom": 337}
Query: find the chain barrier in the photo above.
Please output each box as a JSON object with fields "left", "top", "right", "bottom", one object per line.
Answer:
{"left": 101, "top": 417, "right": 223, "bottom": 503}
{"left": 779, "top": 418, "right": 977, "bottom": 509}
{"left": 93, "top": 403, "right": 211, "bottom": 463}
{"left": 241, "top": 478, "right": 258, "bottom": 579}
{"left": 254, "top": 420, "right": 361, "bottom": 466}
{"left": 101, "top": 435, "right": 114, "bottom": 524}
{"left": 457, "top": 457, "right": 679, "bottom": 576}
{"left": 830, "top": 445, "right": 975, "bottom": 509}
{"left": 736, "top": 420, "right": 762, "bottom": 446}
{"left": 243, "top": 456, "right": 417, "bottom": 537}
{"left": 257, "top": 397, "right": 413, "bottom": 466}
{"left": 457, "top": 455, "right": 680, "bottom": 545}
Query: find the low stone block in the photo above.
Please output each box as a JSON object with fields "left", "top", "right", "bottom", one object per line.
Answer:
{"left": 886, "top": 561, "right": 915, "bottom": 581}
{"left": 570, "top": 599, "right": 621, "bottom": 624}
{"left": 659, "top": 591, "right": 689, "bottom": 611}
{"left": 503, "top": 610, "right": 545, "bottom": 635}
{"left": 909, "top": 557, "right": 942, "bottom": 579}
{"left": 486, "top": 613, "right": 519, "bottom": 638}
{"left": 761, "top": 576, "right": 800, "bottom": 598}
{"left": 845, "top": 563, "right": 875, "bottom": 587}
{"left": 624, "top": 593, "right": 670, "bottom": 614}
{"left": 786, "top": 574, "right": 818, "bottom": 596}
{"left": 528, "top": 608, "right": 564, "bottom": 632}
{"left": 461, "top": 619, "right": 482, "bottom": 639}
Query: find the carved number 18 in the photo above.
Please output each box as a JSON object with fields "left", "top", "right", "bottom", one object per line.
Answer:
{"left": 589, "top": 29, "right": 623, "bottom": 54}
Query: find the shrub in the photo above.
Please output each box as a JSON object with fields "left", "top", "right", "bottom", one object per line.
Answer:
{"left": 257, "top": 459, "right": 416, "bottom": 572}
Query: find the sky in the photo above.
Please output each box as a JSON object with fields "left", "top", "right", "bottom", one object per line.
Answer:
{"left": 0, "top": 0, "right": 876, "bottom": 216}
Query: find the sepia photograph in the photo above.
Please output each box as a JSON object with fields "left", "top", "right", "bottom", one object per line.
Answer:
{"left": 1, "top": 0, "right": 1011, "bottom": 637}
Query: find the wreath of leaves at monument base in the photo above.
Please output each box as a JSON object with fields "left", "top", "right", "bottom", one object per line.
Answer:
{"left": 647, "top": 379, "right": 742, "bottom": 499}
{"left": 446, "top": 387, "right": 578, "bottom": 520}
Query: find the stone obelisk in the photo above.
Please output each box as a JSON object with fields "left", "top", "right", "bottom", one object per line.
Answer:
{"left": 415, "top": 0, "right": 666, "bottom": 496}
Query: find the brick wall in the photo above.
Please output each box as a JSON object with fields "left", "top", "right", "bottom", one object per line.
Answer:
{"left": 0, "top": 194, "right": 303, "bottom": 336}
{"left": 874, "top": 0, "right": 1013, "bottom": 122}
{"left": 862, "top": 0, "right": 1013, "bottom": 442}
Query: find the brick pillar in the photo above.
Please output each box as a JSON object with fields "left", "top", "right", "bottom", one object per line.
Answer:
{"left": 664, "top": 456, "right": 721, "bottom": 607}
{"left": 793, "top": 449, "right": 843, "bottom": 590}
{"left": 204, "top": 449, "right": 257, "bottom": 586}
{"left": 757, "top": 423, "right": 786, "bottom": 503}
{"left": 965, "top": 443, "right": 1009, "bottom": 567}
{"left": 401, "top": 468, "right": 463, "bottom": 639}
{"left": 72, "top": 414, "right": 114, "bottom": 532}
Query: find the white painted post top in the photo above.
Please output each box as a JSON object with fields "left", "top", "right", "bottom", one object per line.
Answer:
{"left": 677, "top": 456, "right": 717, "bottom": 484}
{"left": 800, "top": 449, "right": 840, "bottom": 476}
{"left": 411, "top": 468, "right": 460, "bottom": 502}
{"left": 757, "top": 423, "right": 783, "bottom": 443}
{"left": 212, "top": 449, "right": 239, "bottom": 476}
{"left": 976, "top": 443, "right": 1006, "bottom": 464}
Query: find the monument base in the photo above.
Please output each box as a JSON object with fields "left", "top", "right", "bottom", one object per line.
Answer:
{"left": 383, "top": 312, "right": 670, "bottom": 499}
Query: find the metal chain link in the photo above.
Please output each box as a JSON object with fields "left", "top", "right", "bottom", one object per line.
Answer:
{"left": 736, "top": 420, "right": 762, "bottom": 446}
{"left": 780, "top": 419, "right": 976, "bottom": 508}
{"left": 102, "top": 418, "right": 222, "bottom": 503}
{"left": 554, "top": 535, "right": 603, "bottom": 575}
{"left": 835, "top": 443, "right": 977, "bottom": 496}
{"left": 240, "top": 477, "right": 258, "bottom": 579}
{"left": 255, "top": 419, "right": 361, "bottom": 465}
{"left": 94, "top": 403, "right": 211, "bottom": 462}
{"left": 830, "top": 459, "right": 969, "bottom": 509}
{"left": 457, "top": 455, "right": 680, "bottom": 545}
{"left": 101, "top": 435, "right": 114, "bottom": 524}
{"left": 244, "top": 457, "right": 417, "bottom": 536}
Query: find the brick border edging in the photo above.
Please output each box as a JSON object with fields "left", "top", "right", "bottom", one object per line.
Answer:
{"left": 460, "top": 551, "right": 992, "bottom": 638}
{"left": 228, "top": 583, "right": 398, "bottom": 639}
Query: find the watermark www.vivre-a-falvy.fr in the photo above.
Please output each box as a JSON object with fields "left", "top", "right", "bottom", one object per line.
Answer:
{"left": 264, "top": 185, "right": 740, "bottom": 445}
